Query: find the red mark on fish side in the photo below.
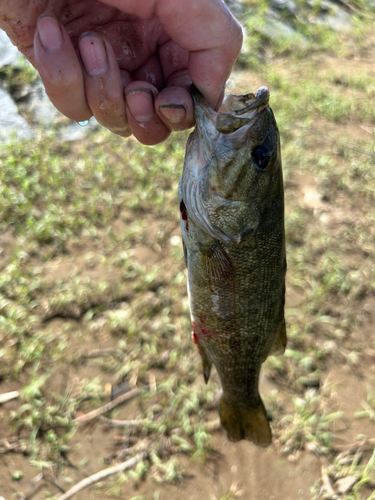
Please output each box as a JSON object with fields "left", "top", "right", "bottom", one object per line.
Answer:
{"left": 192, "top": 330, "right": 198, "bottom": 344}
{"left": 180, "top": 200, "right": 188, "bottom": 231}
{"left": 192, "top": 315, "right": 213, "bottom": 343}
{"left": 199, "top": 315, "right": 212, "bottom": 336}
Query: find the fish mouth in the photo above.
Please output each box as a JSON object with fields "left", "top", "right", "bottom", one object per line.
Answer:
{"left": 190, "top": 85, "right": 271, "bottom": 139}
{"left": 216, "top": 86, "right": 270, "bottom": 134}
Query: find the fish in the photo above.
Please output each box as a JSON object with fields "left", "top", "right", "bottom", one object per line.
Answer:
{"left": 178, "top": 86, "right": 286, "bottom": 447}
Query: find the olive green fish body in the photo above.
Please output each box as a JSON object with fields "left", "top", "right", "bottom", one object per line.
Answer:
{"left": 179, "top": 87, "right": 286, "bottom": 446}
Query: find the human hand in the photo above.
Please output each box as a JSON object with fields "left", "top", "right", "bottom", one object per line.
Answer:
{"left": 0, "top": 0, "right": 242, "bottom": 145}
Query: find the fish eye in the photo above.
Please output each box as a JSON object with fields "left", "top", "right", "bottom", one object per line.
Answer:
{"left": 251, "top": 145, "right": 271, "bottom": 170}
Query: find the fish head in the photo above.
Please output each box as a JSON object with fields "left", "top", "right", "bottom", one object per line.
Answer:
{"left": 191, "top": 85, "right": 281, "bottom": 206}
{"left": 181, "top": 86, "right": 283, "bottom": 244}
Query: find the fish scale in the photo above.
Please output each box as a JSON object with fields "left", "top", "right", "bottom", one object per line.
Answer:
{"left": 179, "top": 86, "right": 286, "bottom": 446}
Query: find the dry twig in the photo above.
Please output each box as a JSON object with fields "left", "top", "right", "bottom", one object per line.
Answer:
{"left": 56, "top": 453, "right": 146, "bottom": 500}
{"left": 74, "top": 388, "right": 140, "bottom": 424}
{"left": 99, "top": 416, "right": 151, "bottom": 427}
{"left": 105, "top": 442, "right": 148, "bottom": 464}
{"left": 0, "top": 435, "right": 19, "bottom": 446}
{"left": 82, "top": 348, "right": 119, "bottom": 358}
{"left": 0, "top": 390, "right": 19, "bottom": 403}
{"left": 321, "top": 465, "right": 336, "bottom": 496}
{"left": 332, "top": 438, "right": 375, "bottom": 453}
{"left": 20, "top": 473, "right": 43, "bottom": 500}
{"left": 0, "top": 435, "right": 26, "bottom": 453}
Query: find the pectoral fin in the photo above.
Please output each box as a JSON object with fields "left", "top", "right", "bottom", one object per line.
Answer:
{"left": 200, "top": 240, "right": 235, "bottom": 287}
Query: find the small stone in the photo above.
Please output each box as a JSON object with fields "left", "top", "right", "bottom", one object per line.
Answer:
{"left": 0, "top": 88, "right": 33, "bottom": 142}
{"left": 28, "top": 79, "right": 59, "bottom": 125}
{"left": 170, "top": 235, "right": 181, "bottom": 246}
{"left": 0, "top": 29, "right": 25, "bottom": 68}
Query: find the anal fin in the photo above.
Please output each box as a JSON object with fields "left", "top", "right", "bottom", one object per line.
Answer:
{"left": 270, "top": 318, "right": 287, "bottom": 355}
{"left": 199, "top": 343, "right": 212, "bottom": 383}
{"left": 193, "top": 329, "right": 212, "bottom": 383}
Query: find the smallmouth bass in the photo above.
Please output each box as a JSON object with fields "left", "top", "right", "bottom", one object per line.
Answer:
{"left": 179, "top": 86, "right": 286, "bottom": 446}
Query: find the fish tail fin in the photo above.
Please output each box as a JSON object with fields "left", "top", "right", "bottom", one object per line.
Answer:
{"left": 219, "top": 394, "right": 272, "bottom": 447}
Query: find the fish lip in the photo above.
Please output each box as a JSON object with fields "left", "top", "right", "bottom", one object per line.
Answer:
{"left": 215, "top": 86, "right": 270, "bottom": 134}
{"left": 220, "top": 86, "right": 270, "bottom": 116}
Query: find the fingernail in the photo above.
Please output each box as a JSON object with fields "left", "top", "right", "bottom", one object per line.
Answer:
{"left": 158, "top": 104, "right": 186, "bottom": 124}
{"left": 37, "top": 16, "right": 63, "bottom": 51}
{"left": 125, "top": 87, "right": 155, "bottom": 122}
{"left": 80, "top": 34, "right": 108, "bottom": 76}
